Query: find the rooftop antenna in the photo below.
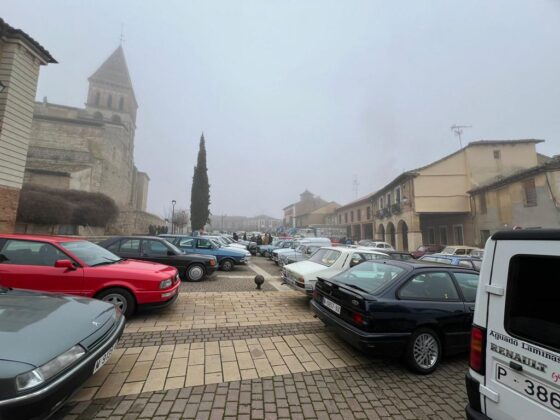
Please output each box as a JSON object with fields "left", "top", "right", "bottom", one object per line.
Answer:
{"left": 119, "top": 23, "right": 125, "bottom": 45}
{"left": 450, "top": 124, "right": 472, "bottom": 149}
{"left": 352, "top": 175, "right": 359, "bottom": 199}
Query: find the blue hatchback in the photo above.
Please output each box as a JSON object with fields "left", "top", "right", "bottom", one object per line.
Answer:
{"left": 160, "top": 235, "right": 248, "bottom": 271}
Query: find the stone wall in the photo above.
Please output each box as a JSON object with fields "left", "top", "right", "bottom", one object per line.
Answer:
{"left": 0, "top": 186, "right": 20, "bottom": 233}
{"left": 108, "top": 210, "right": 164, "bottom": 235}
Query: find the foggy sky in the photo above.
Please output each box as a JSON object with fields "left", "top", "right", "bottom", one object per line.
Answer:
{"left": 4, "top": 0, "right": 560, "bottom": 219}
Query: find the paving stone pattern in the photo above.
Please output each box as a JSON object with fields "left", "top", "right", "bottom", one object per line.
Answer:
{"left": 53, "top": 257, "right": 469, "bottom": 419}
{"left": 59, "top": 359, "right": 468, "bottom": 419}
{"left": 180, "top": 275, "right": 277, "bottom": 293}
{"left": 118, "top": 322, "right": 325, "bottom": 348}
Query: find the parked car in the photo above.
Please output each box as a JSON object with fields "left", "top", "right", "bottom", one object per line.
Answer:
{"left": 258, "top": 238, "right": 288, "bottom": 257}
{"left": 466, "top": 229, "right": 560, "bottom": 420}
{"left": 356, "top": 241, "right": 395, "bottom": 251}
{"left": 161, "top": 235, "right": 249, "bottom": 271}
{"left": 0, "top": 235, "right": 180, "bottom": 317}
{"left": 419, "top": 253, "right": 482, "bottom": 271}
{"left": 99, "top": 236, "right": 217, "bottom": 281}
{"left": 0, "top": 287, "right": 126, "bottom": 419}
{"left": 440, "top": 245, "right": 483, "bottom": 256}
{"left": 267, "top": 240, "right": 295, "bottom": 259}
{"left": 379, "top": 250, "right": 415, "bottom": 261}
{"left": 279, "top": 244, "right": 322, "bottom": 266}
{"left": 282, "top": 247, "right": 388, "bottom": 295}
{"left": 273, "top": 238, "right": 332, "bottom": 265}
{"left": 410, "top": 244, "right": 445, "bottom": 259}
{"left": 311, "top": 259, "right": 479, "bottom": 373}
{"left": 202, "top": 235, "right": 252, "bottom": 257}
{"left": 469, "top": 249, "right": 484, "bottom": 259}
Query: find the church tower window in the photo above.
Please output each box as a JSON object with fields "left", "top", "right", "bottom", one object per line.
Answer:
{"left": 119, "top": 97, "right": 124, "bottom": 110}
{"left": 107, "top": 94, "right": 113, "bottom": 108}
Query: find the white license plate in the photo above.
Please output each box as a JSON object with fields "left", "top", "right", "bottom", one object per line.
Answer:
{"left": 495, "top": 362, "right": 560, "bottom": 413}
{"left": 93, "top": 341, "right": 117, "bottom": 374}
{"left": 322, "top": 297, "right": 341, "bottom": 314}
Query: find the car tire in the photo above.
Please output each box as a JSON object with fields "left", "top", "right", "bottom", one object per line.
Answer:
{"left": 220, "top": 259, "right": 235, "bottom": 272}
{"left": 186, "top": 264, "right": 206, "bottom": 282}
{"left": 96, "top": 288, "right": 136, "bottom": 318}
{"left": 404, "top": 327, "right": 442, "bottom": 374}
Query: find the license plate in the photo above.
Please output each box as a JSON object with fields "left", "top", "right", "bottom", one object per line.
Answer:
{"left": 322, "top": 297, "right": 341, "bottom": 314}
{"left": 93, "top": 341, "right": 117, "bottom": 374}
{"left": 495, "top": 362, "right": 560, "bottom": 413}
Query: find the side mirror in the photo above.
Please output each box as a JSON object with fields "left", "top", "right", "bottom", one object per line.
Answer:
{"left": 349, "top": 258, "right": 362, "bottom": 268}
{"left": 55, "top": 259, "right": 76, "bottom": 270}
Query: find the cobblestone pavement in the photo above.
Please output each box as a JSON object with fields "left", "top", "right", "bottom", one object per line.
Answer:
{"left": 55, "top": 257, "right": 469, "bottom": 419}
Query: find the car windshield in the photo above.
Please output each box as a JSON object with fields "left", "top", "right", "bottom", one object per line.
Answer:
{"left": 165, "top": 241, "right": 184, "bottom": 254}
{"left": 222, "top": 236, "right": 233, "bottom": 244}
{"left": 60, "top": 241, "right": 122, "bottom": 266}
{"left": 333, "top": 261, "right": 406, "bottom": 295}
{"left": 308, "top": 249, "right": 340, "bottom": 267}
{"left": 441, "top": 247, "right": 456, "bottom": 254}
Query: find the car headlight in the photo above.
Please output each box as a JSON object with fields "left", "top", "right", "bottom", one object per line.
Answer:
{"left": 160, "top": 279, "right": 173, "bottom": 289}
{"left": 16, "top": 345, "right": 85, "bottom": 391}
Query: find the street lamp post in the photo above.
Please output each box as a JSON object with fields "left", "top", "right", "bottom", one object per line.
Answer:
{"left": 171, "top": 200, "right": 176, "bottom": 234}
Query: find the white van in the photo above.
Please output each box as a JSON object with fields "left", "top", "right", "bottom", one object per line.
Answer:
{"left": 466, "top": 230, "right": 560, "bottom": 420}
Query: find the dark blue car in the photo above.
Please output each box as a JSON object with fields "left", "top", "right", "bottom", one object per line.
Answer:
{"left": 161, "top": 235, "right": 248, "bottom": 271}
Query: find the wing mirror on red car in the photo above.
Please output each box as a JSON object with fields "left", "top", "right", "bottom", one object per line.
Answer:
{"left": 55, "top": 259, "right": 76, "bottom": 270}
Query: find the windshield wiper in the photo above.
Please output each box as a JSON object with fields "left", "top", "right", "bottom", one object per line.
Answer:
{"left": 342, "top": 283, "right": 369, "bottom": 294}
{"left": 91, "top": 257, "right": 122, "bottom": 267}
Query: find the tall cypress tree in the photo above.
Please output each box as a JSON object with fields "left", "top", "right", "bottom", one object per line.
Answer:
{"left": 190, "top": 133, "right": 211, "bottom": 232}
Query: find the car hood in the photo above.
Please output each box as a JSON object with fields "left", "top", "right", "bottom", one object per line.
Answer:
{"left": 285, "top": 260, "right": 337, "bottom": 279}
{"left": 0, "top": 288, "right": 117, "bottom": 367}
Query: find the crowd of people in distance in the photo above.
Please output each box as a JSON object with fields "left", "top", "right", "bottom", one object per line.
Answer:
{"left": 232, "top": 232, "right": 274, "bottom": 245}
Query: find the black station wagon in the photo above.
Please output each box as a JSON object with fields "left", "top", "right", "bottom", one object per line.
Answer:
{"left": 311, "top": 259, "right": 479, "bottom": 374}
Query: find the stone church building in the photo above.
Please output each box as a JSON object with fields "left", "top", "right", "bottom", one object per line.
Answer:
{"left": 23, "top": 46, "right": 162, "bottom": 234}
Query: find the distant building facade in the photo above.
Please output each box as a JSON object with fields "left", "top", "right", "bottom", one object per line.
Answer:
{"left": 469, "top": 156, "right": 560, "bottom": 244}
{"left": 335, "top": 139, "right": 546, "bottom": 251}
{"left": 0, "top": 19, "right": 56, "bottom": 233}
{"left": 283, "top": 190, "right": 330, "bottom": 228}
{"left": 22, "top": 46, "right": 162, "bottom": 233}
{"left": 212, "top": 214, "right": 281, "bottom": 232}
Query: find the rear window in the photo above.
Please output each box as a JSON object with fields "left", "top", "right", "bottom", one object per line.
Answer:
{"left": 505, "top": 255, "right": 560, "bottom": 351}
{"left": 308, "top": 249, "right": 341, "bottom": 267}
{"left": 333, "top": 261, "right": 406, "bottom": 295}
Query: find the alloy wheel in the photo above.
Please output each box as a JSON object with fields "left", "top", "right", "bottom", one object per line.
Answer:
{"left": 102, "top": 293, "right": 128, "bottom": 314}
{"left": 188, "top": 265, "right": 204, "bottom": 281}
{"left": 412, "top": 333, "right": 439, "bottom": 369}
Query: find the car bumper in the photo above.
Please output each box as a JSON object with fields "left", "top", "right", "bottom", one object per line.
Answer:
{"left": 281, "top": 273, "right": 313, "bottom": 295}
{"left": 139, "top": 290, "right": 179, "bottom": 311}
{"left": 464, "top": 373, "right": 489, "bottom": 420}
{"left": 136, "top": 281, "right": 181, "bottom": 306}
{"left": 0, "top": 315, "right": 125, "bottom": 420}
{"left": 310, "top": 300, "right": 410, "bottom": 355}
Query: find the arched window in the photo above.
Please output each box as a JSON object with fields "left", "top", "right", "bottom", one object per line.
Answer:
{"left": 107, "top": 94, "right": 112, "bottom": 108}
{"left": 94, "top": 91, "right": 100, "bottom": 106}
{"left": 119, "top": 97, "right": 124, "bottom": 110}
{"left": 93, "top": 111, "right": 103, "bottom": 120}
{"left": 111, "top": 114, "right": 121, "bottom": 123}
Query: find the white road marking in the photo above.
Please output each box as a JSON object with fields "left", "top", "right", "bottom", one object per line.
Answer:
{"left": 248, "top": 263, "right": 291, "bottom": 291}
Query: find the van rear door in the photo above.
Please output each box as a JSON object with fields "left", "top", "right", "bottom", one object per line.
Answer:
{"left": 484, "top": 239, "right": 560, "bottom": 419}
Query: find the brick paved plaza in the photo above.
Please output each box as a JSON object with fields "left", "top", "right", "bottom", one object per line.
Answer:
{"left": 56, "top": 260, "right": 468, "bottom": 419}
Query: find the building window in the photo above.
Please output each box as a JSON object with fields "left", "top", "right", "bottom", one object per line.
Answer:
{"left": 350, "top": 211, "right": 354, "bottom": 223}
{"left": 493, "top": 150, "right": 501, "bottom": 159}
{"left": 119, "top": 97, "right": 124, "bottom": 110}
{"left": 523, "top": 179, "right": 537, "bottom": 207}
{"left": 357, "top": 209, "right": 361, "bottom": 221}
{"left": 95, "top": 91, "right": 100, "bottom": 106}
{"left": 428, "top": 228, "right": 436, "bottom": 244}
{"left": 480, "top": 230, "right": 491, "bottom": 245}
{"left": 379, "top": 197, "right": 384, "bottom": 209}
{"left": 453, "top": 225, "right": 464, "bottom": 245}
{"left": 395, "top": 187, "right": 401, "bottom": 203}
{"left": 366, "top": 206, "right": 372, "bottom": 220}
{"left": 338, "top": 214, "right": 341, "bottom": 224}
{"left": 479, "top": 193, "right": 487, "bottom": 214}
{"left": 387, "top": 193, "right": 391, "bottom": 207}
{"left": 344, "top": 213, "right": 348, "bottom": 223}
{"left": 439, "top": 226, "right": 448, "bottom": 245}
{"left": 107, "top": 94, "right": 113, "bottom": 108}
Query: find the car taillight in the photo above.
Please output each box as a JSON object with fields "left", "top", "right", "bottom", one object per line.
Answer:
{"left": 469, "top": 325, "right": 486, "bottom": 374}
{"left": 312, "top": 288, "right": 319, "bottom": 300}
{"left": 352, "top": 312, "right": 364, "bottom": 325}
{"left": 209, "top": 259, "right": 216, "bottom": 267}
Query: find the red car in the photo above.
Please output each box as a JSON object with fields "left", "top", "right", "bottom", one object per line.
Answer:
{"left": 0, "top": 234, "right": 181, "bottom": 317}
{"left": 410, "top": 244, "right": 445, "bottom": 259}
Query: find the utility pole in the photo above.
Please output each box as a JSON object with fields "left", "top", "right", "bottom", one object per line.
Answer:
{"left": 352, "top": 175, "right": 359, "bottom": 199}
{"left": 171, "top": 200, "right": 176, "bottom": 234}
{"left": 450, "top": 124, "right": 472, "bottom": 149}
